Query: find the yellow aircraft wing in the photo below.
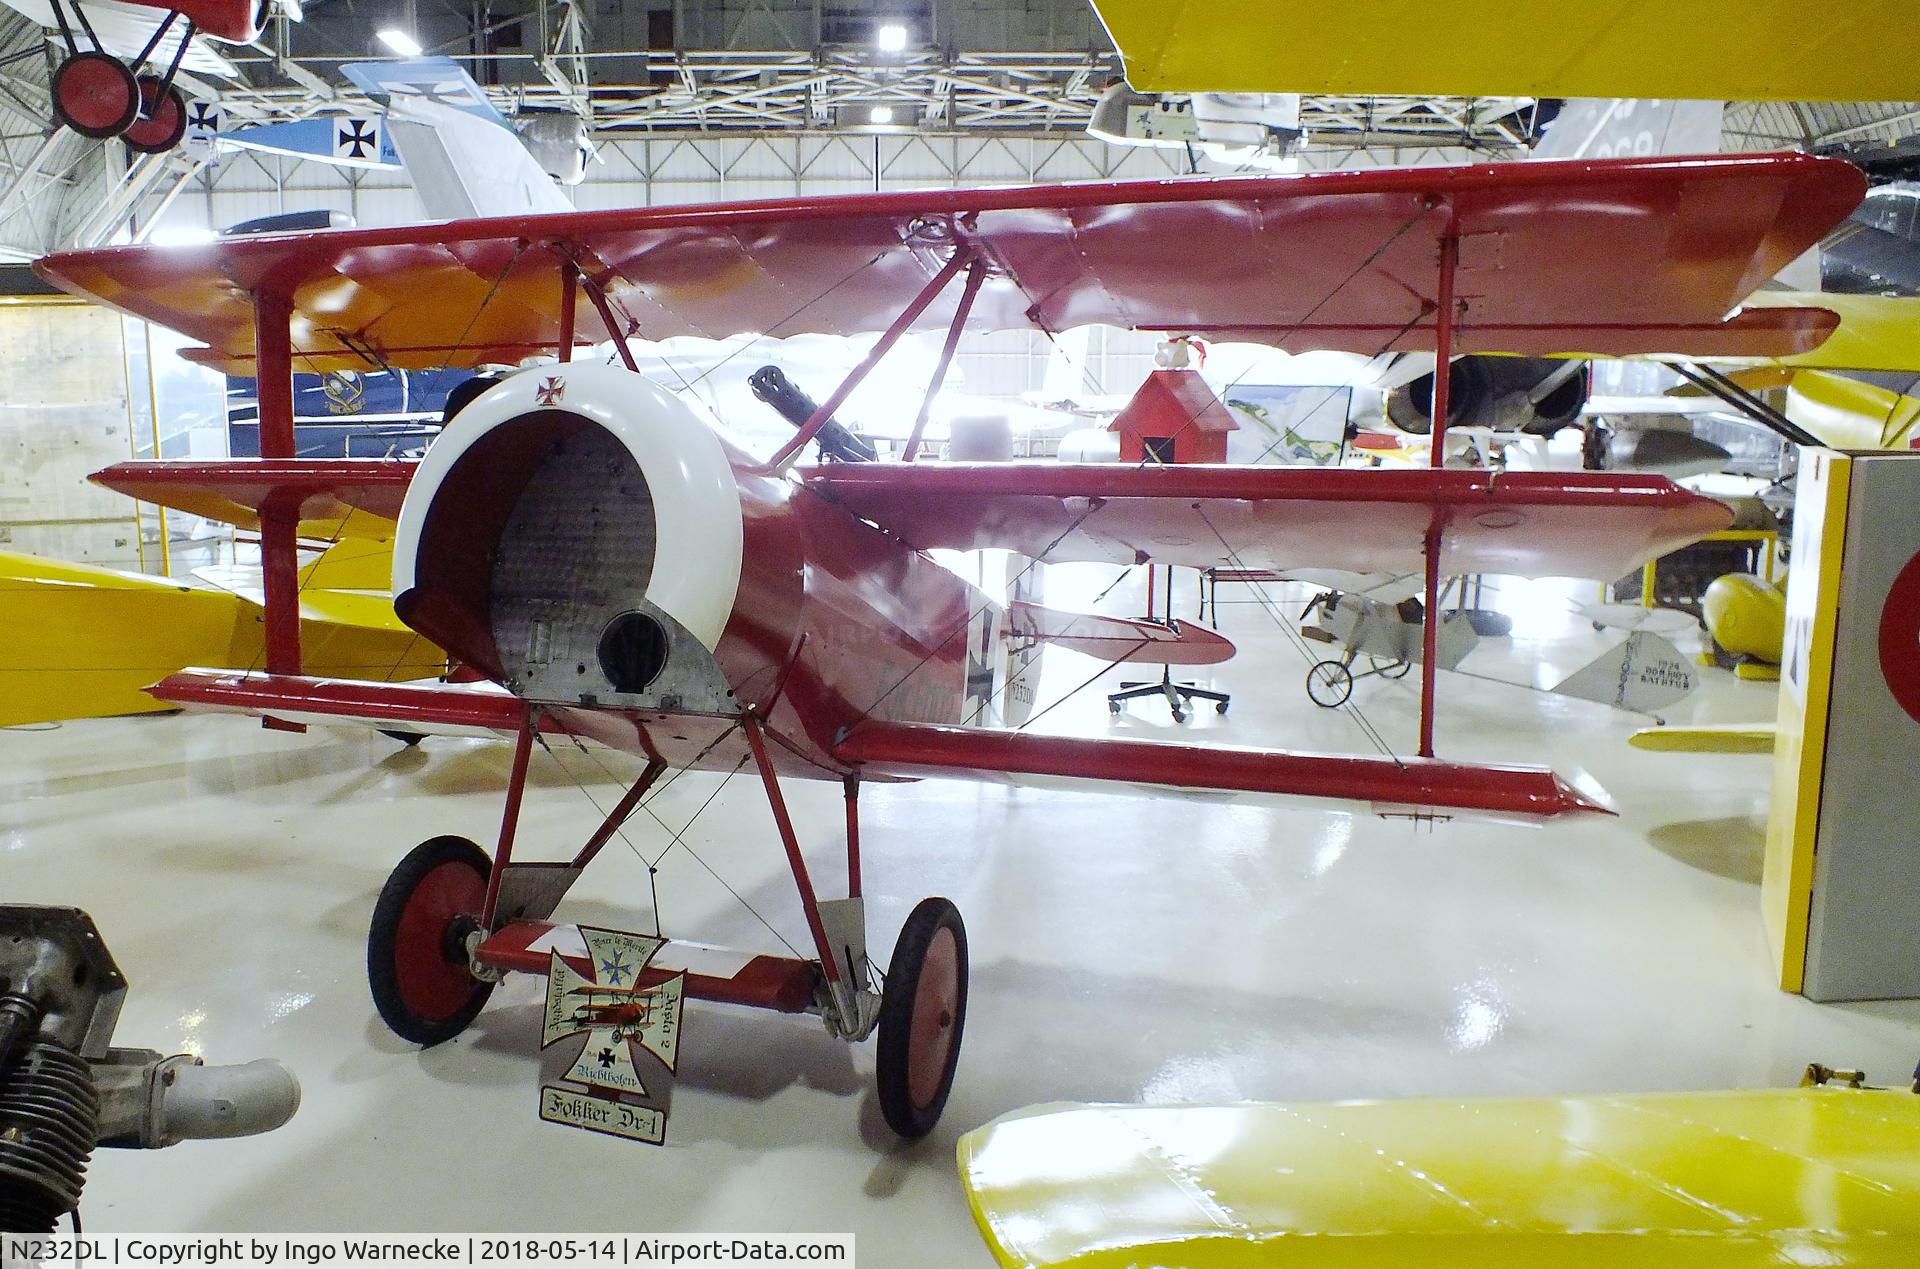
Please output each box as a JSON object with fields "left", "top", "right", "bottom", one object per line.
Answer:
{"left": 1089, "top": 1, "right": 1920, "bottom": 101}
{"left": 960, "top": 1087, "right": 1920, "bottom": 1268}
{"left": 0, "top": 547, "right": 443, "bottom": 727}
{"left": 1739, "top": 293, "right": 1920, "bottom": 375}
{"left": 1629, "top": 723, "right": 1777, "bottom": 754}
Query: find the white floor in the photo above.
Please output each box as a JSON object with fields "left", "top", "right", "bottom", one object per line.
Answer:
{"left": 5, "top": 571, "right": 1919, "bottom": 1252}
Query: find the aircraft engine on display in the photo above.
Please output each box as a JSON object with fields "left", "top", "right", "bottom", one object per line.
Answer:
{"left": 515, "top": 110, "right": 594, "bottom": 186}
{"left": 0, "top": 907, "right": 299, "bottom": 1232}
{"left": 1385, "top": 356, "right": 1589, "bottom": 436}
{"left": 1087, "top": 82, "right": 1303, "bottom": 168}
{"left": 1819, "top": 180, "right": 1920, "bottom": 295}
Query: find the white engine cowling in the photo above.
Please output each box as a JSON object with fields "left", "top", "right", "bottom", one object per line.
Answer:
{"left": 392, "top": 364, "right": 745, "bottom": 710}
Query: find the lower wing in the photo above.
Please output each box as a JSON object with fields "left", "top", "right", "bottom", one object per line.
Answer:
{"left": 149, "top": 671, "right": 1608, "bottom": 819}
{"left": 833, "top": 720, "right": 1609, "bottom": 820}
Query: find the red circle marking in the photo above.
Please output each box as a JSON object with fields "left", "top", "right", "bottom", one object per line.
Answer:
{"left": 1877, "top": 551, "right": 1920, "bottom": 724}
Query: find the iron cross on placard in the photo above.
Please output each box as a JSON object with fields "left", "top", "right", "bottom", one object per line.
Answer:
{"left": 538, "top": 926, "right": 684, "bottom": 1144}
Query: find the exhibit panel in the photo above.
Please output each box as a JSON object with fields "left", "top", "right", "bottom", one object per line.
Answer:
{"left": 1766, "top": 450, "right": 1920, "bottom": 1000}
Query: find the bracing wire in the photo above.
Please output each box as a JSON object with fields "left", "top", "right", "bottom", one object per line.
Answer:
{"left": 846, "top": 207, "right": 1441, "bottom": 732}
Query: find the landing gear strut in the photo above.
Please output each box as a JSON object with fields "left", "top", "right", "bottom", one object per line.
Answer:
{"left": 364, "top": 713, "right": 971, "bottom": 1142}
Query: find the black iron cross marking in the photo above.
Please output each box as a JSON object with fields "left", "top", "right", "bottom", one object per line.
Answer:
{"left": 965, "top": 613, "right": 995, "bottom": 714}
{"left": 337, "top": 119, "right": 378, "bottom": 159}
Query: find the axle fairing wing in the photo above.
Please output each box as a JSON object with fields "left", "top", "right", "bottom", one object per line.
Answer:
{"left": 806, "top": 465, "right": 1732, "bottom": 582}
{"left": 34, "top": 154, "right": 1860, "bottom": 374}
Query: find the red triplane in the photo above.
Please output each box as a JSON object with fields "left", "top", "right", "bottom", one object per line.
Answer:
{"left": 38, "top": 152, "right": 1862, "bottom": 1140}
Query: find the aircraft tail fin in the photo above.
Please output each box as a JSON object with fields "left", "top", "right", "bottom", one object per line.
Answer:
{"left": 1531, "top": 99, "right": 1725, "bottom": 161}
{"left": 1550, "top": 631, "right": 1696, "bottom": 713}
{"left": 385, "top": 101, "right": 574, "bottom": 220}
{"left": 339, "top": 57, "right": 574, "bottom": 219}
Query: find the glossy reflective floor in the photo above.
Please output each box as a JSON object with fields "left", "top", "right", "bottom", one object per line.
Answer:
{"left": 5, "top": 572, "right": 1918, "bottom": 1249}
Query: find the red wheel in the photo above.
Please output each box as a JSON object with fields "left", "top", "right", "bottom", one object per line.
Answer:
{"left": 368, "top": 835, "right": 495, "bottom": 1046}
{"left": 50, "top": 52, "right": 139, "bottom": 139}
{"left": 875, "top": 897, "right": 968, "bottom": 1139}
{"left": 123, "top": 76, "right": 188, "bottom": 154}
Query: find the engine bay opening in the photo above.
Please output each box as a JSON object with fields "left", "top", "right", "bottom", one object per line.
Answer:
{"left": 598, "top": 612, "right": 669, "bottom": 693}
{"left": 489, "top": 422, "right": 659, "bottom": 701}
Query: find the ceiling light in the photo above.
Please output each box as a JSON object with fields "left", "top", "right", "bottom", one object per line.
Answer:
{"left": 869, "top": 105, "right": 894, "bottom": 125}
{"left": 376, "top": 28, "right": 423, "bottom": 57}
{"left": 876, "top": 23, "right": 908, "bottom": 52}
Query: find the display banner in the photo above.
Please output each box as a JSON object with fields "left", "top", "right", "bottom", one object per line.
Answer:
{"left": 1, "top": 1237, "right": 853, "bottom": 1269}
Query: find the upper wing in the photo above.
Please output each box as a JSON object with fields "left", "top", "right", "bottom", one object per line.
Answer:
{"left": 805, "top": 464, "right": 1731, "bottom": 581}
{"left": 34, "top": 154, "right": 1858, "bottom": 374}
{"left": 1089, "top": 0, "right": 1919, "bottom": 100}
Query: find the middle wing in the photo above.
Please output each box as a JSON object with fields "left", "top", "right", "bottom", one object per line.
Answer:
{"left": 805, "top": 465, "right": 1729, "bottom": 580}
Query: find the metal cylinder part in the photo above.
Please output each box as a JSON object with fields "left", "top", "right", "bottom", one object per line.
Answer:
{"left": 0, "top": 1040, "right": 98, "bottom": 1233}
{"left": 148, "top": 1057, "right": 300, "bottom": 1144}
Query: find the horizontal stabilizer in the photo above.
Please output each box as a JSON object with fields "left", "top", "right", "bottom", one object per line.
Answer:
{"left": 90, "top": 459, "right": 415, "bottom": 531}
{"left": 148, "top": 670, "right": 522, "bottom": 738}
{"left": 834, "top": 720, "right": 1609, "bottom": 819}
{"left": 1009, "top": 601, "right": 1234, "bottom": 665}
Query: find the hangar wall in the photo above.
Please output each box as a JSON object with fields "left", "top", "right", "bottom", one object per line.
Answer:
{"left": 0, "top": 301, "right": 141, "bottom": 568}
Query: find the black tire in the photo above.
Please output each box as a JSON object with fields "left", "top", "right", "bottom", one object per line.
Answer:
{"left": 875, "top": 897, "right": 968, "bottom": 1140}
{"left": 1306, "top": 659, "right": 1354, "bottom": 708}
{"left": 369, "top": 835, "right": 495, "bottom": 1046}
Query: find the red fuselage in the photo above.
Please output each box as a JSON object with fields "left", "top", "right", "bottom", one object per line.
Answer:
{"left": 392, "top": 369, "right": 985, "bottom": 782}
